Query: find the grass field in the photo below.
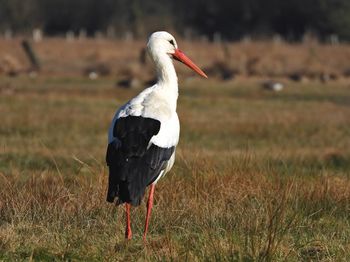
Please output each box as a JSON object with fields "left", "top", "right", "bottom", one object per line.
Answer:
{"left": 0, "top": 75, "right": 350, "bottom": 261}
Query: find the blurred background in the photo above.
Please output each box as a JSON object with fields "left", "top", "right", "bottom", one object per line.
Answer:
{"left": 1, "top": 0, "right": 350, "bottom": 81}
{"left": 1, "top": 1, "right": 350, "bottom": 260}
{"left": 1, "top": 0, "right": 350, "bottom": 40}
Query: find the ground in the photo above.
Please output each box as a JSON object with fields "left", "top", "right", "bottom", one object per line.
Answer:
{"left": 0, "top": 74, "right": 349, "bottom": 261}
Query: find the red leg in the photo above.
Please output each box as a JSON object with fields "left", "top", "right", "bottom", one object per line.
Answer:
{"left": 125, "top": 203, "right": 132, "bottom": 240}
{"left": 143, "top": 184, "right": 155, "bottom": 241}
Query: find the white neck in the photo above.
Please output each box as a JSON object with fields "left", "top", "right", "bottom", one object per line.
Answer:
{"left": 153, "top": 54, "right": 179, "bottom": 110}
{"left": 155, "top": 54, "right": 178, "bottom": 86}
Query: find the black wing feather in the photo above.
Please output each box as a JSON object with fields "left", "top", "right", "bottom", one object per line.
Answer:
{"left": 106, "top": 116, "right": 175, "bottom": 206}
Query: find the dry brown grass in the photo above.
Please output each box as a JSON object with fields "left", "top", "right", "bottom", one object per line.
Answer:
{"left": 0, "top": 75, "right": 349, "bottom": 260}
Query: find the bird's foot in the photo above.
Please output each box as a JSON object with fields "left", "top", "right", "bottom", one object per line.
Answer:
{"left": 125, "top": 229, "right": 132, "bottom": 240}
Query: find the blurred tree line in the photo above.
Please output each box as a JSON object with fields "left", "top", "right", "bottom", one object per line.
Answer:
{"left": 0, "top": 0, "right": 350, "bottom": 41}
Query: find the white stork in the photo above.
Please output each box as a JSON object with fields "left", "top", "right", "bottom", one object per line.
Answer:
{"left": 106, "top": 31, "right": 207, "bottom": 240}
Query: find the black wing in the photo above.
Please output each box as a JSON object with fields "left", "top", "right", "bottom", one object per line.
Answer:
{"left": 106, "top": 116, "right": 175, "bottom": 206}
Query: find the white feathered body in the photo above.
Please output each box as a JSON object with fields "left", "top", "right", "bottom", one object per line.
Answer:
{"left": 108, "top": 84, "right": 180, "bottom": 149}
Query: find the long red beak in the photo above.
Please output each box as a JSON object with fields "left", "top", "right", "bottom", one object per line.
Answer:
{"left": 172, "top": 49, "right": 208, "bottom": 78}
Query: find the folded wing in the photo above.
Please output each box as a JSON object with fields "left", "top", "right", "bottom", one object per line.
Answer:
{"left": 106, "top": 116, "right": 175, "bottom": 206}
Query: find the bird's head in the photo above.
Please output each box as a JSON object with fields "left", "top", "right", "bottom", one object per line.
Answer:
{"left": 147, "top": 31, "right": 207, "bottom": 78}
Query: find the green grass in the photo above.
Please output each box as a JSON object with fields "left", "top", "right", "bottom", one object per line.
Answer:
{"left": 0, "top": 76, "right": 350, "bottom": 261}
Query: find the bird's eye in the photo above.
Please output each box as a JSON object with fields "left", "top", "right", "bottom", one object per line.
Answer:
{"left": 169, "top": 39, "right": 175, "bottom": 46}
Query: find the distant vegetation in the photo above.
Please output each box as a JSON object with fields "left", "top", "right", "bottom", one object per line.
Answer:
{"left": 1, "top": 38, "right": 350, "bottom": 82}
{"left": 1, "top": 0, "right": 350, "bottom": 41}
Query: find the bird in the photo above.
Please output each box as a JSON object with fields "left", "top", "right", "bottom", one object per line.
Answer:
{"left": 106, "top": 31, "right": 207, "bottom": 241}
{"left": 262, "top": 80, "right": 284, "bottom": 91}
